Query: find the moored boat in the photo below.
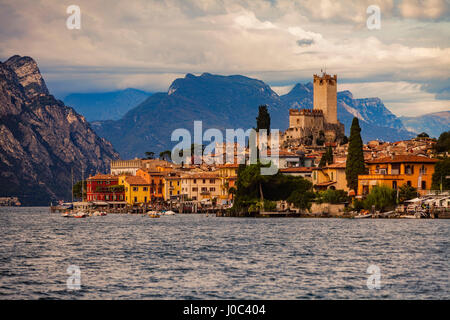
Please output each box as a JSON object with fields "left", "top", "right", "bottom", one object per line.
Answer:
{"left": 355, "top": 213, "right": 372, "bottom": 219}
{"left": 147, "top": 210, "right": 161, "bottom": 218}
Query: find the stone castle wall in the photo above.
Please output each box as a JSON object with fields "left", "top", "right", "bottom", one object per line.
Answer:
{"left": 313, "top": 74, "right": 337, "bottom": 124}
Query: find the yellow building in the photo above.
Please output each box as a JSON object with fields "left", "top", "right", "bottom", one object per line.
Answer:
{"left": 312, "top": 162, "right": 349, "bottom": 192}
{"left": 358, "top": 155, "right": 438, "bottom": 196}
{"left": 216, "top": 164, "right": 239, "bottom": 201}
{"left": 136, "top": 169, "right": 165, "bottom": 201}
{"left": 119, "top": 175, "right": 152, "bottom": 205}
{"left": 180, "top": 172, "right": 223, "bottom": 203}
{"left": 164, "top": 173, "right": 182, "bottom": 201}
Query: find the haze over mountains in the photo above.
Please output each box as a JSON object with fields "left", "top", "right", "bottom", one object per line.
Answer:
{"left": 400, "top": 111, "right": 450, "bottom": 138}
{"left": 64, "top": 88, "right": 151, "bottom": 121}
{"left": 90, "top": 73, "right": 419, "bottom": 159}
{"left": 0, "top": 55, "right": 119, "bottom": 205}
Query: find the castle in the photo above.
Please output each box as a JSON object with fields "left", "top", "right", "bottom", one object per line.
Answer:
{"left": 281, "top": 73, "right": 345, "bottom": 148}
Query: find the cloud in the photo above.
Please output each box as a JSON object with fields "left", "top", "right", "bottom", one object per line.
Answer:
{"left": 339, "top": 81, "right": 450, "bottom": 116}
{"left": 398, "top": 0, "right": 449, "bottom": 20}
{"left": 0, "top": 0, "right": 448, "bottom": 117}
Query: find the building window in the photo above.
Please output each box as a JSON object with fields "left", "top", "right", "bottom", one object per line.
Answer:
{"left": 158, "top": 187, "right": 162, "bottom": 194}
{"left": 210, "top": 179, "right": 215, "bottom": 183}
{"left": 210, "top": 187, "right": 215, "bottom": 192}
{"left": 201, "top": 187, "right": 207, "bottom": 192}
{"left": 421, "top": 181, "right": 426, "bottom": 190}
{"left": 133, "top": 187, "right": 138, "bottom": 192}
{"left": 193, "top": 179, "right": 196, "bottom": 183}
{"left": 405, "top": 165, "right": 413, "bottom": 175}
{"left": 391, "top": 164, "right": 400, "bottom": 175}
{"left": 134, "top": 197, "right": 137, "bottom": 203}
{"left": 144, "top": 196, "right": 147, "bottom": 203}
{"left": 192, "top": 187, "right": 198, "bottom": 192}
{"left": 105, "top": 195, "right": 109, "bottom": 200}
{"left": 392, "top": 181, "right": 397, "bottom": 189}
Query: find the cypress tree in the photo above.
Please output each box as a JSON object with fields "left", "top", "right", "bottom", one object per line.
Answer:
{"left": 319, "top": 146, "right": 334, "bottom": 167}
{"left": 345, "top": 117, "right": 366, "bottom": 193}
{"left": 256, "top": 105, "right": 270, "bottom": 132}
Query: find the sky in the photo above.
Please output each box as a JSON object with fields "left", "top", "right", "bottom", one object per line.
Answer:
{"left": 0, "top": 0, "right": 449, "bottom": 117}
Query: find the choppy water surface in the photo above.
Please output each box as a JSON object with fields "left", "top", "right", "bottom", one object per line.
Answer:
{"left": 0, "top": 207, "right": 448, "bottom": 299}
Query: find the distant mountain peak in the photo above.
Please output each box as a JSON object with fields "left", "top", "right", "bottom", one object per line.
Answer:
{"left": 4, "top": 55, "right": 49, "bottom": 99}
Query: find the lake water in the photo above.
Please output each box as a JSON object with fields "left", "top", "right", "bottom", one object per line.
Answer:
{"left": 0, "top": 207, "right": 448, "bottom": 299}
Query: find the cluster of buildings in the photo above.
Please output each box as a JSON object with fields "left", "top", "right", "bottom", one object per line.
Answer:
{"left": 84, "top": 72, "right": 443, "bottom": 208}
{"left": 86, "top": 158, "right": 239, "bottom": 207}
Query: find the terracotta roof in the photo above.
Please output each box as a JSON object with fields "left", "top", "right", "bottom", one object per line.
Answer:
{"left": 88, "top": 174, "right": 118, "bottom": 180}
{"left": 280, "top": 167, "right": 314, "bottom": 173}
{"left": 124, "top": 176, "right": 151, "bottom": 186}
{"left": 314, "top": 181, "right": 336, "bottom": 187}
{"left": 368, "top": 155, "right": 438, "bottom": 164}
{"left": 325, "top": 162, "right": 346, "bottom": 169}
{"left": 181, "top": 173, "right": 219, "bottom": 179}
{"left": 217, "top": 163, "right": 240, "bottom": 168}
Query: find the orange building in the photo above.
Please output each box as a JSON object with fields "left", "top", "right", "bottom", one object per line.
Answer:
{"left": 216, "top": 163, "right": 239, "bottom": 202}
{"left": 136, "top": 169, "right": 165, "bottom": 201}
{"left": 358, "top": 155, "right": 438, "bottom": 196}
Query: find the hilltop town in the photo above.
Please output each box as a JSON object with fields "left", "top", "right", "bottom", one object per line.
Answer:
{"left": 70, "top": 73, "right": 449, "bottom": 218}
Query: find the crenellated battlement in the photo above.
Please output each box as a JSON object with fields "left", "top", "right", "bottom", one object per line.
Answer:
{"left": 313, "top": 73, "right": 337, "bottom": 85}
{"left": 289, "top": 108, "right": 324, "bottom": 117}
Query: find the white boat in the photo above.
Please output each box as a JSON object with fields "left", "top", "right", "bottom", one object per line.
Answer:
{"left": 355, "top": 213, "right": 372, "bottom": 219}
{"left": 147, "top": 211, "right": 161, "bottom": 218}
{"left": 399, "top": 214, "right": 419, "bottom": 219}
{"left": 163, "top": 210, "right": 176, "bottom": 216}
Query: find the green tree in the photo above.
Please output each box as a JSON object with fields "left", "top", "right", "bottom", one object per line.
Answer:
{"left": 73, "top": 180, "right": 87, "bottom": 200}
{"left": 256, "top": 105, "right": 270, "bottom": 132}
{"left": 398, "top": 184, "right": 417, "bottom": 203}
{"left": 417, "top": 132, "right": 429, "bottom": 138}
{"left": 345, "top": 117, "right": 367, "bottom": 193}
{"left": 228, "top": 186, "right": 236, "bottom": 201}
{"left": 316, "top": 189, "right": 350, "bottom": 204}
{"left": 287, "top": 189, "right": 315, "bottom": 210}
{"left": 159, "top": 150, "right": 172, "bottom": 161}
{"left": 231, "top": 163, "right": 314, "bottom": 215}
{"left": 432, "top": 158, "right": 450, "bottom": 190}
{"left": 316, "top": 130, "right": 325, "bottom": 146}
{"left": 319, "top": 146, "right": 334, "bottom": 167}
{"left": 434, "top": 131, "right": 450, "bottom": 153}
{"left": 341, "top": 135, "right": 349, "bottom": 145}
{"left": 363, "top": 185, "right": 396, "bottom": 211}
{"left": 144, "top": 151, "right": 155, "bottom": 160}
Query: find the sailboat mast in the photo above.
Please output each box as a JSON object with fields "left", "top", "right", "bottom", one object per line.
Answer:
{"left": 71, "top": 167, "right": 74, "bottom": 203}
{"left": 81, "top": 165, "right": 84, "bottom": 202}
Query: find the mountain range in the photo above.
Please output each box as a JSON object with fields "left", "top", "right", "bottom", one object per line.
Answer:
{"left": 0, "top": 55, "right": 119, "bottom": 205}
{"left": 400, "top": 111, "right": 450, "bottom": 138}
{"left": 92, "top": 73, "right": 417, "bottom": 159}
{"left": 63, "top": 88, "right": 151, "bottom": 121}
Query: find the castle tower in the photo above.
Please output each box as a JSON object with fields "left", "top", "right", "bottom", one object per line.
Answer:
{"left": 313, "top": 73, "right": 337, "bottom": 124}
